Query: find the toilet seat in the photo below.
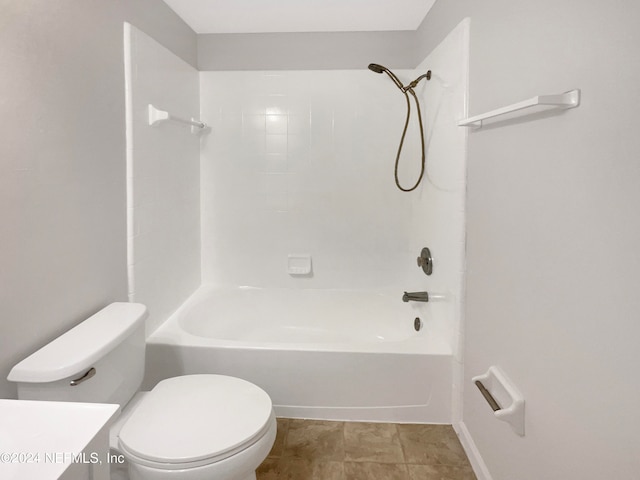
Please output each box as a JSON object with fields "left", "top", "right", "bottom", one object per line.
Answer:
{"left": 118, "top": 374, "right": 274, "bottom": 470}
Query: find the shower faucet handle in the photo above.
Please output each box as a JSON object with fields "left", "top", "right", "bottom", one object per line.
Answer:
{"left": 416, "top": 247, "right": 433, "bottom": 275}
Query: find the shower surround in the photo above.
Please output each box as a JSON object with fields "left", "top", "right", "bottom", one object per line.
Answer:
{"left": 199, "top": 69, "right": 415, "bottom": 291}
{"left": 124, "top": 24, "right": 201, "bottom": 336}
{"left": 130, "top": 21, "right": 469, "bottom": 423}
{"left": 199, "top": 19, "right": 467, "bottom": 355}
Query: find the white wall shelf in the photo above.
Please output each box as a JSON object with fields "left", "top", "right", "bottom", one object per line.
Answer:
{"left": 458, "top": 89, "right": 580, "bottom": 127}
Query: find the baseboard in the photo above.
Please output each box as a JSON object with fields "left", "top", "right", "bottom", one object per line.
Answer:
{"left": 274, "top": 404, "right": 451, "bottom": 424}
{"left": 453, "top": 421, "right": 493, "bottom": 480}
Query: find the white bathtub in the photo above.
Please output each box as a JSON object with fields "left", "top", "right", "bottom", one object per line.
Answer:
{"left": 144, "top": 285, "right": 453, "bottom": 423}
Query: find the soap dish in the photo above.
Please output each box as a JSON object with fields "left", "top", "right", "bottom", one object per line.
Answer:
{"left": 287, "top": 254, "right": 312, "bottom": 275}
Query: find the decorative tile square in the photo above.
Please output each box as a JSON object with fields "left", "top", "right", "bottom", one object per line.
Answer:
{"left": 263, "top": 153, "right": 288, "bottom": 173}
{"left": 266, "top": 134, "right": 288, "bottom": 154}
{"left": 266, "top": 114, "right": 288, "bottom": 134}
{"left": 242, "top": 114, "right": 266, "bottom": 135}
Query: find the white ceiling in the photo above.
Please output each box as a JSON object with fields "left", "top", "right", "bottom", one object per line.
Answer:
{"left": 162, "top": 0, "right": 437, "bottom": 34}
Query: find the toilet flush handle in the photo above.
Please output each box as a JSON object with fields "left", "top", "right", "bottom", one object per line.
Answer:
{"left": 70, "top": 367, "right": 96, "bottom": 386}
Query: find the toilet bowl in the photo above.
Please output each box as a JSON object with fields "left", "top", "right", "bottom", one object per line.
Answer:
{"left": 119, "top": 375, "right": 277, "bottom": 480}
{"left": 7, "top": 303, "right": 276, "bottom": 480}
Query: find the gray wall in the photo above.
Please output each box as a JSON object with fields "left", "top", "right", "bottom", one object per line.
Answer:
{"left": 0, "top": 0, "right": 196, "bottom": 398}
{"left": 417, "top": 1, "right": 640, "bottom": 479}
{"left": 198, "top": 31, "right": 418, "bottom": 70}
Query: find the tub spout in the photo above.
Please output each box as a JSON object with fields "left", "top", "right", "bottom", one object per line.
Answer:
{"left": 402, "top": 291, "right": 429, "bottom": 302}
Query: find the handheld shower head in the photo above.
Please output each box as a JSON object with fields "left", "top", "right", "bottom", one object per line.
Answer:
{"left": 367, "top": 61, "right": 432, "bottom": 192}
{"left": 368, "top": 63, "right": 387, "bottom": 74}
{"left": 367, "top": 63, "right": 404, "bottom": 91}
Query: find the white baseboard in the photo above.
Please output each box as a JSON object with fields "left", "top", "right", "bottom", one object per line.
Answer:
{"left": 453, "top": 421, "right": 493, "bottom": 480}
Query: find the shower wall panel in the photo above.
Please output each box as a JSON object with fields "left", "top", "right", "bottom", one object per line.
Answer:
{"left": 125, "top": 25, "right": 201, "bottom": 335}
{"left": 404, "top": 20, "right": 469, "bottom": 422}
{"left": 200, "top": 70, "right": 416, "bottom": 289}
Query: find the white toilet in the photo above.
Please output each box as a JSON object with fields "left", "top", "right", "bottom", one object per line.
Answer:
{"left": 7, "top": 303, "right": 276, "bottom": 480}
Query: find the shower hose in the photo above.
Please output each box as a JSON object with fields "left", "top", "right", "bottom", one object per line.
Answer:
{"left": 367, "top": 63, "right": 430, "bottom": 192}
{"left": 394, "top": 87, "right": 426, "bottom": 192}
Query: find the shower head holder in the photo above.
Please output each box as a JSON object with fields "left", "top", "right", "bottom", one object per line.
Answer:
{"left": 367, "top": 64, "right": 431, "bottom": 92}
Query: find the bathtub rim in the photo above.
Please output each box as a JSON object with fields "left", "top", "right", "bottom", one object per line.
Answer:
{"left": 147, "top": 284, "right": 452, "bottom": 356}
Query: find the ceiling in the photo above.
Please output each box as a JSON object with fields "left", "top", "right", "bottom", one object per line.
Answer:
{"left": 162, "top": 0, "right": 437, "bottom": 34}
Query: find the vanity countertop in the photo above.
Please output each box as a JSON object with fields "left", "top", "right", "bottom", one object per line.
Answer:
{"left": 0, "top": 399, "right": 119, "bottom": 480}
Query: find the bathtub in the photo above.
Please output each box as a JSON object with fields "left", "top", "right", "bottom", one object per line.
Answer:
{"left": 144, "top": 285, "right": 452, "bottom": 423}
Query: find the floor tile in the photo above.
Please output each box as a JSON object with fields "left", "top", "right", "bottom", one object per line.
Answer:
{"left": 344, "top": 422, "right": 404, "bottom": 463}
{"left": 283, "top": 419, "right": 345, "bottom": 461}
{"left": 344, "top": 462, "right": 409, "bottom": 480}
{"left": 397, "top": 424, "right": 459, "bottom": 445}
{"left": 257, "top": 457, "right": 280, "bottom": 480}
{"left": 407, "top": 464, "right": 477, "bottom": 480}
{"left": 258, "top": 458, "right": 345, "bottom": 480}
{"left": 258, "top": 420, "right": 476, "bottom": 479}
{"left": 397, "top": 424, "right": 469, "bottom": 466}
{"left": 269, "top": 418, "right": 290, "bottom": 458}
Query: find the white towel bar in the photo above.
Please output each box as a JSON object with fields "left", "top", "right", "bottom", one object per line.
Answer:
{"left": 148, "top": 104, "right": 208, "bottom": 134}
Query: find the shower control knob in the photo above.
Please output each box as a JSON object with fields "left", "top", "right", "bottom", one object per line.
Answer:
{"left": 417, "top": 247, "right": 433, "bottom": 276}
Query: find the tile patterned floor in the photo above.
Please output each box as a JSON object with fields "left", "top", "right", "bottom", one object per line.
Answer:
{"left": 257, "top": 419, "right": 477, "bottom": 480}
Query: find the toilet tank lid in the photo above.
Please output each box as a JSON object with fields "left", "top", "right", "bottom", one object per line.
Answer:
{"left": 7, "top": 303, "right": 147, "bottom": 384}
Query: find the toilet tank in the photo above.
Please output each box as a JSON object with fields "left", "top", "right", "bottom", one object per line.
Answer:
{"left": 8, "top": 303, "right": 147, "bottom": 407}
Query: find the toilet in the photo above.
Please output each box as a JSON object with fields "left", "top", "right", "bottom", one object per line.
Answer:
{"left": 7, "top": 303, "right": 276, "bottom": 480}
